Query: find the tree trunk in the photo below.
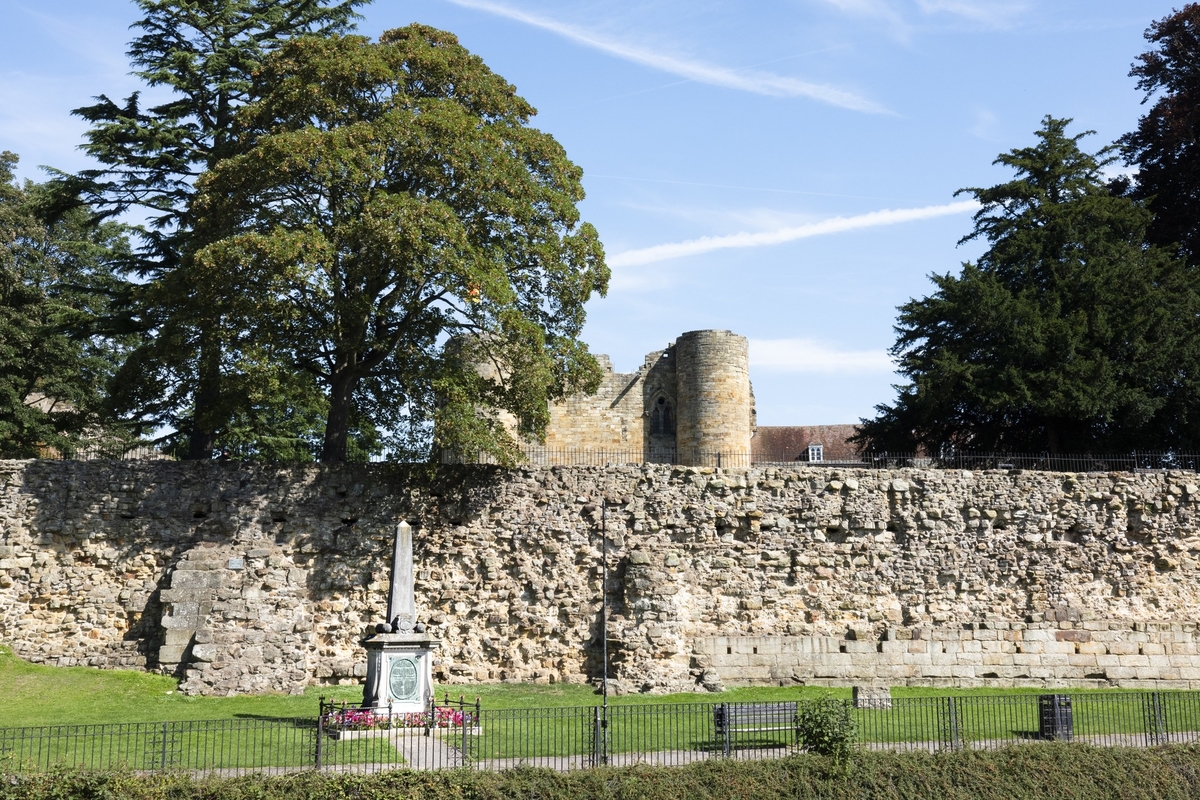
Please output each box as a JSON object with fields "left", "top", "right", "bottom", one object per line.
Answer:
{"left": 1045, "top": 421, "right": 1062, "bottom": 455}
{"left": 321, "top": 369, "right": 356, "bottom": 463}
{"left": 186, "top": 331, "right": 221, "bottom": 460}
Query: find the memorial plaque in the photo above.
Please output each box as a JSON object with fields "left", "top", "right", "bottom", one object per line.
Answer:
{"left": 388, "top": 657, "right": 419, "bottom": 702}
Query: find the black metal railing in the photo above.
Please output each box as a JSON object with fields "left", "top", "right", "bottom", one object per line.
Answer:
{"left": 0, "top": 718, "right": 317, "bottom": 775}
{"left": 855, "top": 692, "right": 1200, "bottom": 751}
{"left": 29, "top": 444, "right": 1200, "bottom": 474}
{"left": 4, "top": 692, "right": 1200, "bottom": 775}
{"left": 441, "top": 448, "right": 1200, "bottom": 473}
{"left": 36, "top": 444, "right": 174, "bottom": 461}
{"left": 314, "top": 694, "right": 480, "bottom": 772}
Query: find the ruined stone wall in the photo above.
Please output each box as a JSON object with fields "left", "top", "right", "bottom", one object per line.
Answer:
{"left": 699, "top": 622, "right": 1200, "bottom": 688}
{"left": 5, "top": 460, "right": 1200, "bottom": 696}
{"left": 541, "top": 355, "right": 646, "bottom": 452}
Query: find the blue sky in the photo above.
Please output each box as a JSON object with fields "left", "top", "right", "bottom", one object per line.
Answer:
{"left": 0, "top": 0, "right": 1180, "bottom": 426}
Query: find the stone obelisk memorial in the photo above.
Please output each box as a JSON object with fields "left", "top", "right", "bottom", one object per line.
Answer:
{"left": 361, "top": 521, "right": 438, "bottom": 713}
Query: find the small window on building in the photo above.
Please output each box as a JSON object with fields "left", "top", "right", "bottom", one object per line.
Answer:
{"left": 808, "top": 444, "right": 824, "bottom": 463}
{"left": 650, "top": 396, "right": 675, "bottom": 435}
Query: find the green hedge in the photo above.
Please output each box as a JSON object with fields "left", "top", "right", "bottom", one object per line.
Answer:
{"left": 6, "top": 745, "right": 1200, "bottom": 800}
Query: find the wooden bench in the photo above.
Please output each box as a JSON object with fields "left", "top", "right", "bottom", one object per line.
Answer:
{"left": 713, "top": 702, "right": 799, "bottom": 755}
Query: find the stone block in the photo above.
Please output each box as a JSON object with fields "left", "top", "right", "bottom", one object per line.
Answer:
{"left": 158, "top": 645, "right": 188, "bottom": 663}
{"left": 163, "top": 629, "right": 194, "bottom": 646}
{"left": 161, "top": 613, "right": 200, "bottom": 630}
{"left": 853, "top": 686, "right": 893, "bottom": 709}
{"left": 1117, "top": 655, "right": 1152, "bottom": 667}
{"left": 191, "top": 644, "right": 219, "bottom": 662}
{"left": 755, "top": 638, "right": 781, "bottom": 655}
{"left": 922, "top": 665, "right": 954, "bottom": 678}
{"left": 169, "top": 571, "right": 223, "bottom": 590}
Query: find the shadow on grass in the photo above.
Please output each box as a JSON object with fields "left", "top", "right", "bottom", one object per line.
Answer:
{"left": 231, "top": 714, "right": 318, "bottom": 728}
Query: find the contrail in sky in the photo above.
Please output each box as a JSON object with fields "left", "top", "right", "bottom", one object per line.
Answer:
{"left": 608, "top": 200, "right": 979, "bottom": 267}
{"left": 442, "top": 0, "right": 887, "bottom": 113}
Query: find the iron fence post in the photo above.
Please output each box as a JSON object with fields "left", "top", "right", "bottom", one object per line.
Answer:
{"left": 591, "top": 706, "right": 602, "bottom": 768}
{"left": 1146, "top": 691, "right": 1167, "bottom": 746}
{"left": 722, "top": 703, "right": 731, "bottom": 757}
{"left": 942, "top": 696, "right": 960, "bottom": 751}
{"left": 160, "top": 722, "right": 168, "bottom": 771}
{"left": 315, "top": 711, "right": 324, "bottom": 770}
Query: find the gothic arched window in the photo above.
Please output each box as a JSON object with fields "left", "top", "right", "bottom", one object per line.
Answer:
{"left": 650, "top": 395, "right": 675, "bottom": 435}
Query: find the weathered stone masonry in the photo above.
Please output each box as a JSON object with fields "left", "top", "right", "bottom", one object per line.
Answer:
{"left": 4, "top": 460, "right": 1200, "bottom": 695}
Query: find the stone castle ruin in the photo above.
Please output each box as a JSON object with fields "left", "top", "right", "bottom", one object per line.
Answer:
{"left": 531, "top": 329, "right": 757, "bottom": 465}
{"left": 463, "top": 328, "right": 861, "bottom": 465}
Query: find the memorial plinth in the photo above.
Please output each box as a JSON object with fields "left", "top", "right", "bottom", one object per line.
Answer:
{"left": 361, "top": 633, "right": 439, "bottom": 713}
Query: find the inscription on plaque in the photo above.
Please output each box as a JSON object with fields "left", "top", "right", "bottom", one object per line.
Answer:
{"left": 388, "top": 657, "right": 419, "bottom": 702}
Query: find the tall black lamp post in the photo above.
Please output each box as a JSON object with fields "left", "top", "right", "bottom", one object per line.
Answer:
{"left": 601, "top": 499, "right": 609, "bottom": 707}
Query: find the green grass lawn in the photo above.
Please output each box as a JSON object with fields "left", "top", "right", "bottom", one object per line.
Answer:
{"left": 0, "top": 646, "right": 858, "bottom": 727}
{"left": 0, "top": 646, "right": 1175, "bottom": 728}
{"left": 3, "top": 645, "right": 1197, "bottom": 770}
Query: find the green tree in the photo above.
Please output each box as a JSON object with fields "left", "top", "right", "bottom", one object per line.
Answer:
{"left": 857, "top": 117, "right": 1200, "bottom": 454}
{"left": 71, "top": 0, "right": 367, "bottom": 460}
{"left": 193, "top": 26, "right": 609, "bottom": 463}
{"left": 1121, "top": 4, "right": 1200, "bottom": 263}
{"left": 0, "top": 152, "right": 131, "bottom": 457}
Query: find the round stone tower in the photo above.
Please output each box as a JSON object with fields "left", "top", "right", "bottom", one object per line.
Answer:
{"left": 673, "top": 330, "right": 754, "bottom": 466}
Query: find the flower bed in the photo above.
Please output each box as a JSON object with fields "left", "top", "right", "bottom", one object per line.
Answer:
{"left": 322, "top": 705, "right": 480, "bottom": 740}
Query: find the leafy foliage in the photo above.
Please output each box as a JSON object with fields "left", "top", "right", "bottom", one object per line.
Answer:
{"left": 71, "top": 0, "right": 368, "bottom": 460}
{"left": 858, "top": 118, "right": 1200, "bottom": 454}
{"left": 798, "top": 696, "right": 857, "bottom": 760}
{"left": 8, "top": 745, "right": 1200, "bottom": 800}
{"left": 1122, "top": 4, "right": 1200, "bottom": 263}
{"left": 0, "top": 153, "right": 131, "bottom": 457}
{"left": 193, "top": 25, "right": 609, "bottom": 462}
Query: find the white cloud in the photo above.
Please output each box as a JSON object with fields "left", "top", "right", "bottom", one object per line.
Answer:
{"left": 969, "top": 106, "right": 999, "bottom": 141}
{"left": 607, "top": 200, "right": 978, "bottom": 268}
{"left": 819, "top": 0, "right": 909, "bottom": 29}
{"left": 442, "top": 0, "right": 888, "bottom": 113}
{"left": 751, "top": 338, "right": 895, "bottom": 374}
{"left": 819, "top": 0, "right": 1028, "bottom": 34}
{"left": 915, "top": 0, "right": 1028, "bottom": 28}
